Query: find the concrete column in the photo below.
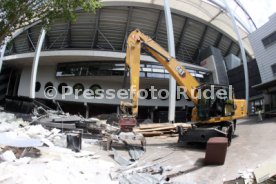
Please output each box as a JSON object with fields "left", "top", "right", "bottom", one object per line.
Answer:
{"left": 163, "top": 0, "right": 176, "bottom": 123}
{"left": 30, "top": 28, "right": 46, "bottom": 99}
{"left": 150, "top": 109, "right": 154, "bottom": 121}
{"left": 0, "top": 43, "right": 7, "bottom": 73}
{"left": 117, "top": 105, "right": 120, "bottom": 115}
{"left": 84, "top": 102, "right": 89, "bottom": 118}
{"left": 223, "top": 0, "right": 249, "bottom": 112}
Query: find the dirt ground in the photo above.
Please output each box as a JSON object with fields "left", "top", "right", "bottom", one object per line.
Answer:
{"left": 89, "top": 117, "right": 276, "bottom": 184}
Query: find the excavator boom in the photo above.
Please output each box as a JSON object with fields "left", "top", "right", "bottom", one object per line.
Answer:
{"left": 125, "top": 29, "right": 199, "bottom": 116}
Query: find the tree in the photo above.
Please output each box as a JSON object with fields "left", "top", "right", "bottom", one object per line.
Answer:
{"left": 0, "top": 0, "right": 101, "bottom": 44}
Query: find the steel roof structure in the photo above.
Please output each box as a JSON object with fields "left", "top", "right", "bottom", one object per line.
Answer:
{"left": 4, "top": 0, "right": 255, "bottom": 64}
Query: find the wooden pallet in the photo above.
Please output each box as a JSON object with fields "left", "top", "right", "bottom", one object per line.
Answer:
{"left": 133, "top": 123, "right": 192, "bottom": 137}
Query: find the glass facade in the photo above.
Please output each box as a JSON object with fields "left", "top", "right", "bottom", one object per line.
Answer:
{"left": 56, "top": 61, "right": 210, "bottom": 82}
{"left": 250, "top": 98, "right": 264, "bottom": 114}
{"left": 271, "top": 93, "right": 276, "bottom": 111}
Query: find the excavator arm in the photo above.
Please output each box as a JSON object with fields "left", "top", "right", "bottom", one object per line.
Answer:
{"left": 124, "top": 29, "right": 199, "bottom": 116}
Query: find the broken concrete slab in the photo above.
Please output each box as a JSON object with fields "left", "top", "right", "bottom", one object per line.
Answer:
{"left": 112, "top": 148, "right": 134, "bottom": 166}
{"left": 119, "top": 173, "right": 162, "bottom": 184}
{"left": 254, "top": 156, "right": 276, "bottom": 183}
{"left": 0, "top": 150, "right": 16, "bottom": 162}
{"left": 128, "top": 146, "right": 144, "bottom": 161}
{"left": 0, "top": 133, "right": 43, "bottom": 147}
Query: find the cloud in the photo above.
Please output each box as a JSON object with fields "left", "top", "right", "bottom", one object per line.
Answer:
{"left": 239, "top": 0, "right": 276, "bottom": 28}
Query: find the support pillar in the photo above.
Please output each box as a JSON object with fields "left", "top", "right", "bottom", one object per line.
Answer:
{"left": 163, "top": 0, "right": 176, "bottom": 123}
{"left": 223, "top": 0, "right": 249, "bottom": 112}
{"left": 117, "top": 105, "right": 120, "bottom": 115}
{"left": 30, "top": 28, "right": 46, "bottom": 99}
{"left": 150, "top": 109, "right": 154, "bottom": 121}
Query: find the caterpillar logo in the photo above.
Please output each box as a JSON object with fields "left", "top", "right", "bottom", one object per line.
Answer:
{"left": 176, "top": 66, "right": 185, "bottom": 77}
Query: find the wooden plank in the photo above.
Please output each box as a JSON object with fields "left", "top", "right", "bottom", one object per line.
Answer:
{"left": 134, "top": 126, "right": 175, "bottom": 132}
{"left": 142, "top": 131, "right": 163, "bottom": 137}
{"left": 139, "top": 123, "right": 192, "bottom": 129}
{"left": 139, "top": 123, "right": 173, "bottom": 129}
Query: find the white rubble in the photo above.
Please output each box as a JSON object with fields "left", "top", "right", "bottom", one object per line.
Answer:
{"left": 0, "top": 111, "right": 117, "bottom": 184}
{"left": 0, "top": 150, "right": 16, "bottom": 162}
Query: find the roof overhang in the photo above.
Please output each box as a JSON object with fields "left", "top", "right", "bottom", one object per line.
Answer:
{"left": 3, "top": 50, "right": 209, "bottom": 72}
{"left": 252, "top": 79, "right": 276, "bottom": 91}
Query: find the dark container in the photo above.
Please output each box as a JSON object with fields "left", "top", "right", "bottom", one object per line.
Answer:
{"left": 66, "top": 132, "right": 82, "bottom": 152}
{"left": 205, "top": 137, "right": 228, "bottom": 165}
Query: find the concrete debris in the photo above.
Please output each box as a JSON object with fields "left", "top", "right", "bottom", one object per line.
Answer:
{"left": 110, "top": 162, "right": 174, "bottom": 183}
{"left": 0, "top": 112, "right": 17, "bottom": 123}
{"left": 254, "top": 156, "right": 276, "bottom": 183}
{"left": 0, "top": 112, "right": 28, "bottom": 132}
{"left": 0, "top": 150, "right": 16, "bottom": 162}
{"left": 224, "top": 156, "right": 276, "bottom": 184}
{"left": 1, "top": 147, "right": 41, "bottom": 159}
{"left": 0, "top": 111, "right": 115, "bottom": 183}
{"left": 128, "top": 146, "right": 145, "bottom": 161}
{"left": 112, "top": 148, "right": 134, "bottom": 166}
{"left": 32, "top": 107, "right": 119, "bottom": 136}
{"left": 238, "top": 169, "right": 255, "bottom": 184}
{"left": 0, "top": 133, "right": 43, "bottom": 147}
{"left": 96, "top": 113, "right": 119, "bottom": 126}
{"left": 119, "top": 173, "right": 162, "bottom": 184}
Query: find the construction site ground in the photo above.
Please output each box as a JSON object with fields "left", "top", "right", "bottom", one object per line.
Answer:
{"left": 89, "top": 117, "right": 276, "bottom": 183}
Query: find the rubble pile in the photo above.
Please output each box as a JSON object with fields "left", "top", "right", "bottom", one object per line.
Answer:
{"left": 223, "top": 156, "right": 276, "bottom": 184}
{"left": 0, "top": 110, "right": 178, "bottom": 183}
{"left": 31, "top": 106, "right": 119, "bottom": 134}
{"left": 0, "top": 111, "right": 116, "bottom": 184}
{"left": 110, "top": 149, "right": 178, "bottom": 184}
{"left": 109, "top": 141, "right": 184, "bottom": 184}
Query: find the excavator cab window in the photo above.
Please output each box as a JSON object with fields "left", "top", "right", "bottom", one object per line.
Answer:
{"left": 197, "top": 84, "right": 235, "bottom": 121}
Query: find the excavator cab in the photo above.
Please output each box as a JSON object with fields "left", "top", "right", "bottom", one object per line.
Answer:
{"left": 197, "top": 84, "right": 235, "bottom": 122}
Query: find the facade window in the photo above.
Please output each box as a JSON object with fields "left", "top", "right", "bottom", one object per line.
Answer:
{"left": 44, "top": 82, "right": 54, "bottom": 95}
{"left": 262, "top": 31, "right": 276, "bottom": 47}
{"left": 35, "top": 82, "right": 41, "bottom": 92}
{"left": 89, "top": 84, "right": 102, "bottom": 97}
{"left": 73, "top": 83, "right": 84, "bottom": 96}
{"left": 58, "top": 83, "right": 68, "bottom": 94}
{"left": 272, "top": 64, "right": 276, "bottom": 76}
{"left": 160, "top": 90, "right": 169, "bottom": 100}
{"left": 56, "top": 62, "right": 208, "bottom": 80}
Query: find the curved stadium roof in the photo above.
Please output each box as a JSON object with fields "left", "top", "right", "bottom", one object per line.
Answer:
{"left": 4, "top": 0, "right": 255, "bottom": 64}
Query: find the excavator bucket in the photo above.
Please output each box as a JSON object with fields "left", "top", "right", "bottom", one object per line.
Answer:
{"left": 119, "top": 117, "right": 137, "bottom": 132}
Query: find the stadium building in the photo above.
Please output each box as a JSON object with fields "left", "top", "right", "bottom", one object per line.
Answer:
{"left": 0, "top": 0, "right": 256, "bottom": 122}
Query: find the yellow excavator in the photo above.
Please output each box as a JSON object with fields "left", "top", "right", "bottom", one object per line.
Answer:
{"left": 117, "top": 29, "right": 247, "bottom": 147}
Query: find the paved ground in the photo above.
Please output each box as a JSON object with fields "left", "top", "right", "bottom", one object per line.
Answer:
{"left": 88, "top": 117, "right": 276, "bottom": 184}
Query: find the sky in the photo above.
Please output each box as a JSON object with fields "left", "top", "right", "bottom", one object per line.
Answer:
{"left": 239, "top": 0, "right": 276, "bottom": 28}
